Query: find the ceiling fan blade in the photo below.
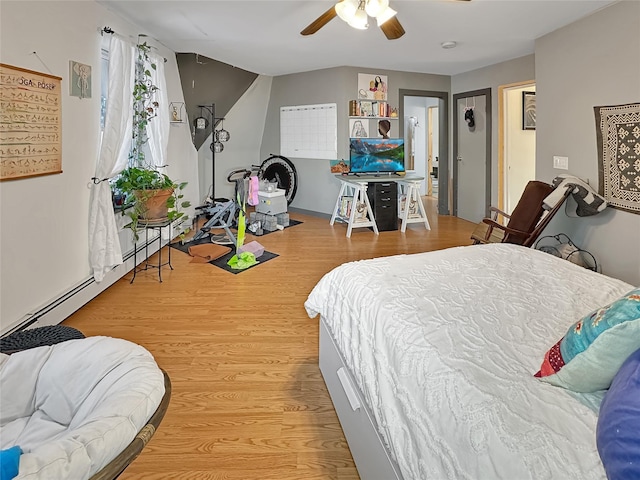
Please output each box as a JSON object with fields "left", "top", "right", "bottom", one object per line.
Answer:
{"left": 301, "top": 6, "right": 338, "bottom": 36}
{"left": 380, "top": 16, "right": 405, "bottom": 40}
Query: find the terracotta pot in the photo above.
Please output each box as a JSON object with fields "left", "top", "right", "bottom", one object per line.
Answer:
{"left": 134, "top": 188, "right": 173, "bottom": 221}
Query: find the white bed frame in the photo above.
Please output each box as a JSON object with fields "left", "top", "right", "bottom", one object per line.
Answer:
{"left": 319, "top": 318, "right": 404, "bottom": 480}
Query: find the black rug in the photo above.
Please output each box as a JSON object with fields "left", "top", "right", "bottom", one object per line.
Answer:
{"left": 170, "top": 236, "right": 278, "bottom": 274}
{"left": 211, "top": 249, "right": 279, "bottom": 274}
{"left": 248, "top": 219, "right": 303, "bottom": 237}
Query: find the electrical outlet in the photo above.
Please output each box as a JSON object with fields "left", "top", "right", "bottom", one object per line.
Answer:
{"left": 553, "top": 156, "right": 569, "bottom": 170}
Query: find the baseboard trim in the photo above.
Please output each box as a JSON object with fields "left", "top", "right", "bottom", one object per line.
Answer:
{"left": 288, "top": 206, "right": 331, "bottom": 219}
{"left": 1, "top": 229, "right": 171, "bottom": 337}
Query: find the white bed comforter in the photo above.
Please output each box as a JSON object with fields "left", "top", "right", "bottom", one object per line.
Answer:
{"left": 305, "top": 243, "right": 635, "bottom": 480}
{"left": 0, "top": 336, "right": 165, "bottom": 479}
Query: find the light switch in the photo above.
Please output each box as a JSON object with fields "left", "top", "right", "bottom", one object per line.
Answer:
{"left": 553, "top": 156, "right": 569, "bottom": 170}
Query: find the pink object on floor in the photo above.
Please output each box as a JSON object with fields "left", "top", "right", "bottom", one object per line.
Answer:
{"left": 237, "top": 240, "right": 265, "bottom": 258}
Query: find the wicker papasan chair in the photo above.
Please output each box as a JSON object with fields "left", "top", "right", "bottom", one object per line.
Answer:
{"left": 0, "top": 332, "right": 170, "bottom": 479}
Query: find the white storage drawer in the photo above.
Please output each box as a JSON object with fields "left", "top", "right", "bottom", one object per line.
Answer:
{"left": 319, "top": 320, "right": 403, "bottom": 480}
{"left": 256, "top": 189, "right": 287, "bottom": 215}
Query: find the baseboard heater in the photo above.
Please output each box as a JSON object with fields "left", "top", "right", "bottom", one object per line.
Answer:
{"left": 2, "top": 231, "right": 169, "bottom": 337}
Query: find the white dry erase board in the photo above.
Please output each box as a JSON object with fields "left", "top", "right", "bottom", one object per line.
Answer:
{"left": 280, "top": 103, "right": 337, "bottom": 159}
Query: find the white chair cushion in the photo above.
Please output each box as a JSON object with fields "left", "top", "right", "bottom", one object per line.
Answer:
{"left": 0, "top": 336, "right": 165, "bottom": 479}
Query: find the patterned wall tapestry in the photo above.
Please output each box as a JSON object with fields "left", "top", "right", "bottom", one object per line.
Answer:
{"left": 594, "top": 103, "right": 640, "bottom": 214}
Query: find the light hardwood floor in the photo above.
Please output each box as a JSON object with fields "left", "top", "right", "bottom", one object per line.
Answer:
{"left": 64, "top": 198, "right": 475, "bottom": 480}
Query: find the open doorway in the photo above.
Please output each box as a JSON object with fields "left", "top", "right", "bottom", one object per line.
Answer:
{"left": 498, "top": 81, "right": 536, "bottom": 214}
{"left": 399, "top": 89, "right": 449, "bottom": 214}
{"left": 428, "top": 106, "right": 439, "bottom": 198}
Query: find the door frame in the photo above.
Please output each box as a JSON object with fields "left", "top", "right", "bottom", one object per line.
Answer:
{"left": 399, "top": 89, "right": 449, "bottom": 214}
{"left": 497, "top": 80, "right": 535, "bottom": 212}
{"left": 427, "top": 106, "right": 436, "bottom": 196}
{"left": 452, "top": 88, "right": 492, "bottom": 218}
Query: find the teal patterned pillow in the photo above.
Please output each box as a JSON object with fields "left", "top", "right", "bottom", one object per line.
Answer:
{"left": 535, "top": 288, "right": 640, "bottom": 392}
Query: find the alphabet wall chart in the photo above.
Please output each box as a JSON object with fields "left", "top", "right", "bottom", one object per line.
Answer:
{"left": 0, "top": 63, "right": 62, "bottom": 181}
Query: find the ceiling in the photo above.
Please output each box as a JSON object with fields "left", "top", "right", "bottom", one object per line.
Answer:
{"left": 97, "top": 0, "right": 617, "bottom": 76}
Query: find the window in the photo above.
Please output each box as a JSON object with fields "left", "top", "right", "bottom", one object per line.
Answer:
{"left": 100, "top": 44, "right": 109, "bottom": 131}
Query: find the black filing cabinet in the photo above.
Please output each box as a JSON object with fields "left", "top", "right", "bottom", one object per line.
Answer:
{"left": 367, "top": 181, "right": 398, "bottom": 231}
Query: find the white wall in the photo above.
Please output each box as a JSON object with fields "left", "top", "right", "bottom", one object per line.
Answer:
{"left": 404, "top": 97, "right": 427, "bottom": 191}
{"left": 505, "top": 85, "right": 536, "bottom": 213}
{"left": 535, "top": 0, "right": 640, "bottom": 285}
{"left": 404, "top": 97, "right": 439, "bottom": 195}
{"left": 0, "top": 1, "right": 197, "bottom": 333}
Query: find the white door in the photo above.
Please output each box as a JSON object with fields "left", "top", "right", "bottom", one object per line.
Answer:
{"left": 455, "top": 92, "right": 490, "bottom": 223}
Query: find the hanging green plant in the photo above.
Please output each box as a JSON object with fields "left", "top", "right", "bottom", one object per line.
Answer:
{"left": 131, "top": 42, "right": 159, "bottom": 169}
{"left": 112, "top": 42, "right": 190, "bottom": 241}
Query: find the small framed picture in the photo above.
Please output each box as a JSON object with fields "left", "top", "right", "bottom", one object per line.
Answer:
{"left": 349, "top": 119, "right": 369, "bottom": 138}
{"left": 522, "top": 91, "right": 536, "bottom": 130}
{"left": 69, "top": 61, "right": 92, "bottom": 99}
{"left": 359, "top": 101, "right": 373, "bottom": 117}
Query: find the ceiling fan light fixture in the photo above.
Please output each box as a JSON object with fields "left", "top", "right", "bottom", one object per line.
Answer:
{"left": 335, "top": 0, "right": 359, "bottom": 22}
{"left": 375, "top": 6, "right": 397, "bottom": 26}
{"left": 348, "top": 6, "right": 369, "bottom": 30}
{"left": 365, "top": 0, "right": 389, "bottom": 18}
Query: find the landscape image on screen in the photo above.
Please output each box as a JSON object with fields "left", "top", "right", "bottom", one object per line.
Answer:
{"left": 349, "top": 138, "right": 405, "bottom": 173}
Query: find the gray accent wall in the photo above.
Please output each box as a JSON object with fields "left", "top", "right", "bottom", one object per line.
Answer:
{"left": 176, "top": 53, "right": 258, "bottom": 150}
{"left": 535, "top": 0, "right": 640, "bottom": 285}
{"left": 452, "top": 55, "right": 536, "bottom": 207}
{"left": 261, "top": 66, "right": 449, "bottom": 215}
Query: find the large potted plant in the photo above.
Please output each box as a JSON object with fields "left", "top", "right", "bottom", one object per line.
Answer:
{"left": 115, "top": 42, "right": 190, "bottom": 240}
{"left": 113, "top": 167, "right": 189, "bottom": 237}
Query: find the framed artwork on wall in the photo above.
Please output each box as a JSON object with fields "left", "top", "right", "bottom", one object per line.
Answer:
{"left": 349, "top": 118, "right": 369, "bottom": 138}
{"left": 69, "top": 61, "right": 91, "bottom": 99}
{"left": 0, "top": 63, "right": 62, "bottom": 181}
{"left": 522, "top": 91, "right": 536, "bottom": 130}
{"left": 594, "top": 102, "right": 640, "bottom": 214}
{"left": 358, "top": 73, "right": 388, "bottom": 101}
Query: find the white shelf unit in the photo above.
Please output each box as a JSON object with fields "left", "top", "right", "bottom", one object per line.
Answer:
{"left": 330, "top": 179, "right": 379, "bottom": 238}
{"left": 348, "top": 116, "right": 399, "bottom": 120}
{"left": 397, "top": 178, "right": 431, "bottom": 232}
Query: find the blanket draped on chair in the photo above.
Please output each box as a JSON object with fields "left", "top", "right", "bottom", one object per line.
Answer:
{"left": 545, "top": 174, "right": 607, "bottom": 217}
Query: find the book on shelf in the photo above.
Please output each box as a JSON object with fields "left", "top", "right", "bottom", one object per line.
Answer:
{"left": 354, "top": 201, "right": 369, "bottom": 222}
{"left": 340, "top": 196, "right": 353, "bottom": 217}
{"left": 399, "top": 194, "right": 420, "bottom": 217}
{"left": 349, "top": 99, "right": 393, "bottom": 118}
{"left": 349, "top": 100, "right": 358, "bottom": 116}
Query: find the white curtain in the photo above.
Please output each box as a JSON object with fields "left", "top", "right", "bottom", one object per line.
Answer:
{"left": 147, "top": 52, "right": 170, "bottom": 170}
{"left": 88, "top": 36, "right": 135, "bottom": 282}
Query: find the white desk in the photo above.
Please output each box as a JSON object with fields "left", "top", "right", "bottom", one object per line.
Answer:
{"left": 330, "top": 174, "right": 430, "bottom": 237}
{"left": 330, "top": 178, "right": 379, "bottom": 237}
{"left": 397, "top": 177, "right": 431, "bottom": 232}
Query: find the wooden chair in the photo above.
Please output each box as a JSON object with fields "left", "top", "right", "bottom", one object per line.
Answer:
{"left": 1, "top": 333, "right": 171, "bottom": 480}
{"left": 470, "top": 180, "right": 570, "bottom": 247}
{"left": 90, "top": 369, "right": 171, "bottom": 480}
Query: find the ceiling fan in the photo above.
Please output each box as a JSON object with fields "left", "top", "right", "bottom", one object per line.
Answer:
{"left": 301, "top": 0, "right": 470, "bottom": 40}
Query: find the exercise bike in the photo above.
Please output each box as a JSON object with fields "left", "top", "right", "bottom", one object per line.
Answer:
{"left": 192, "top": 155, "right": 298, "bottom": 244}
